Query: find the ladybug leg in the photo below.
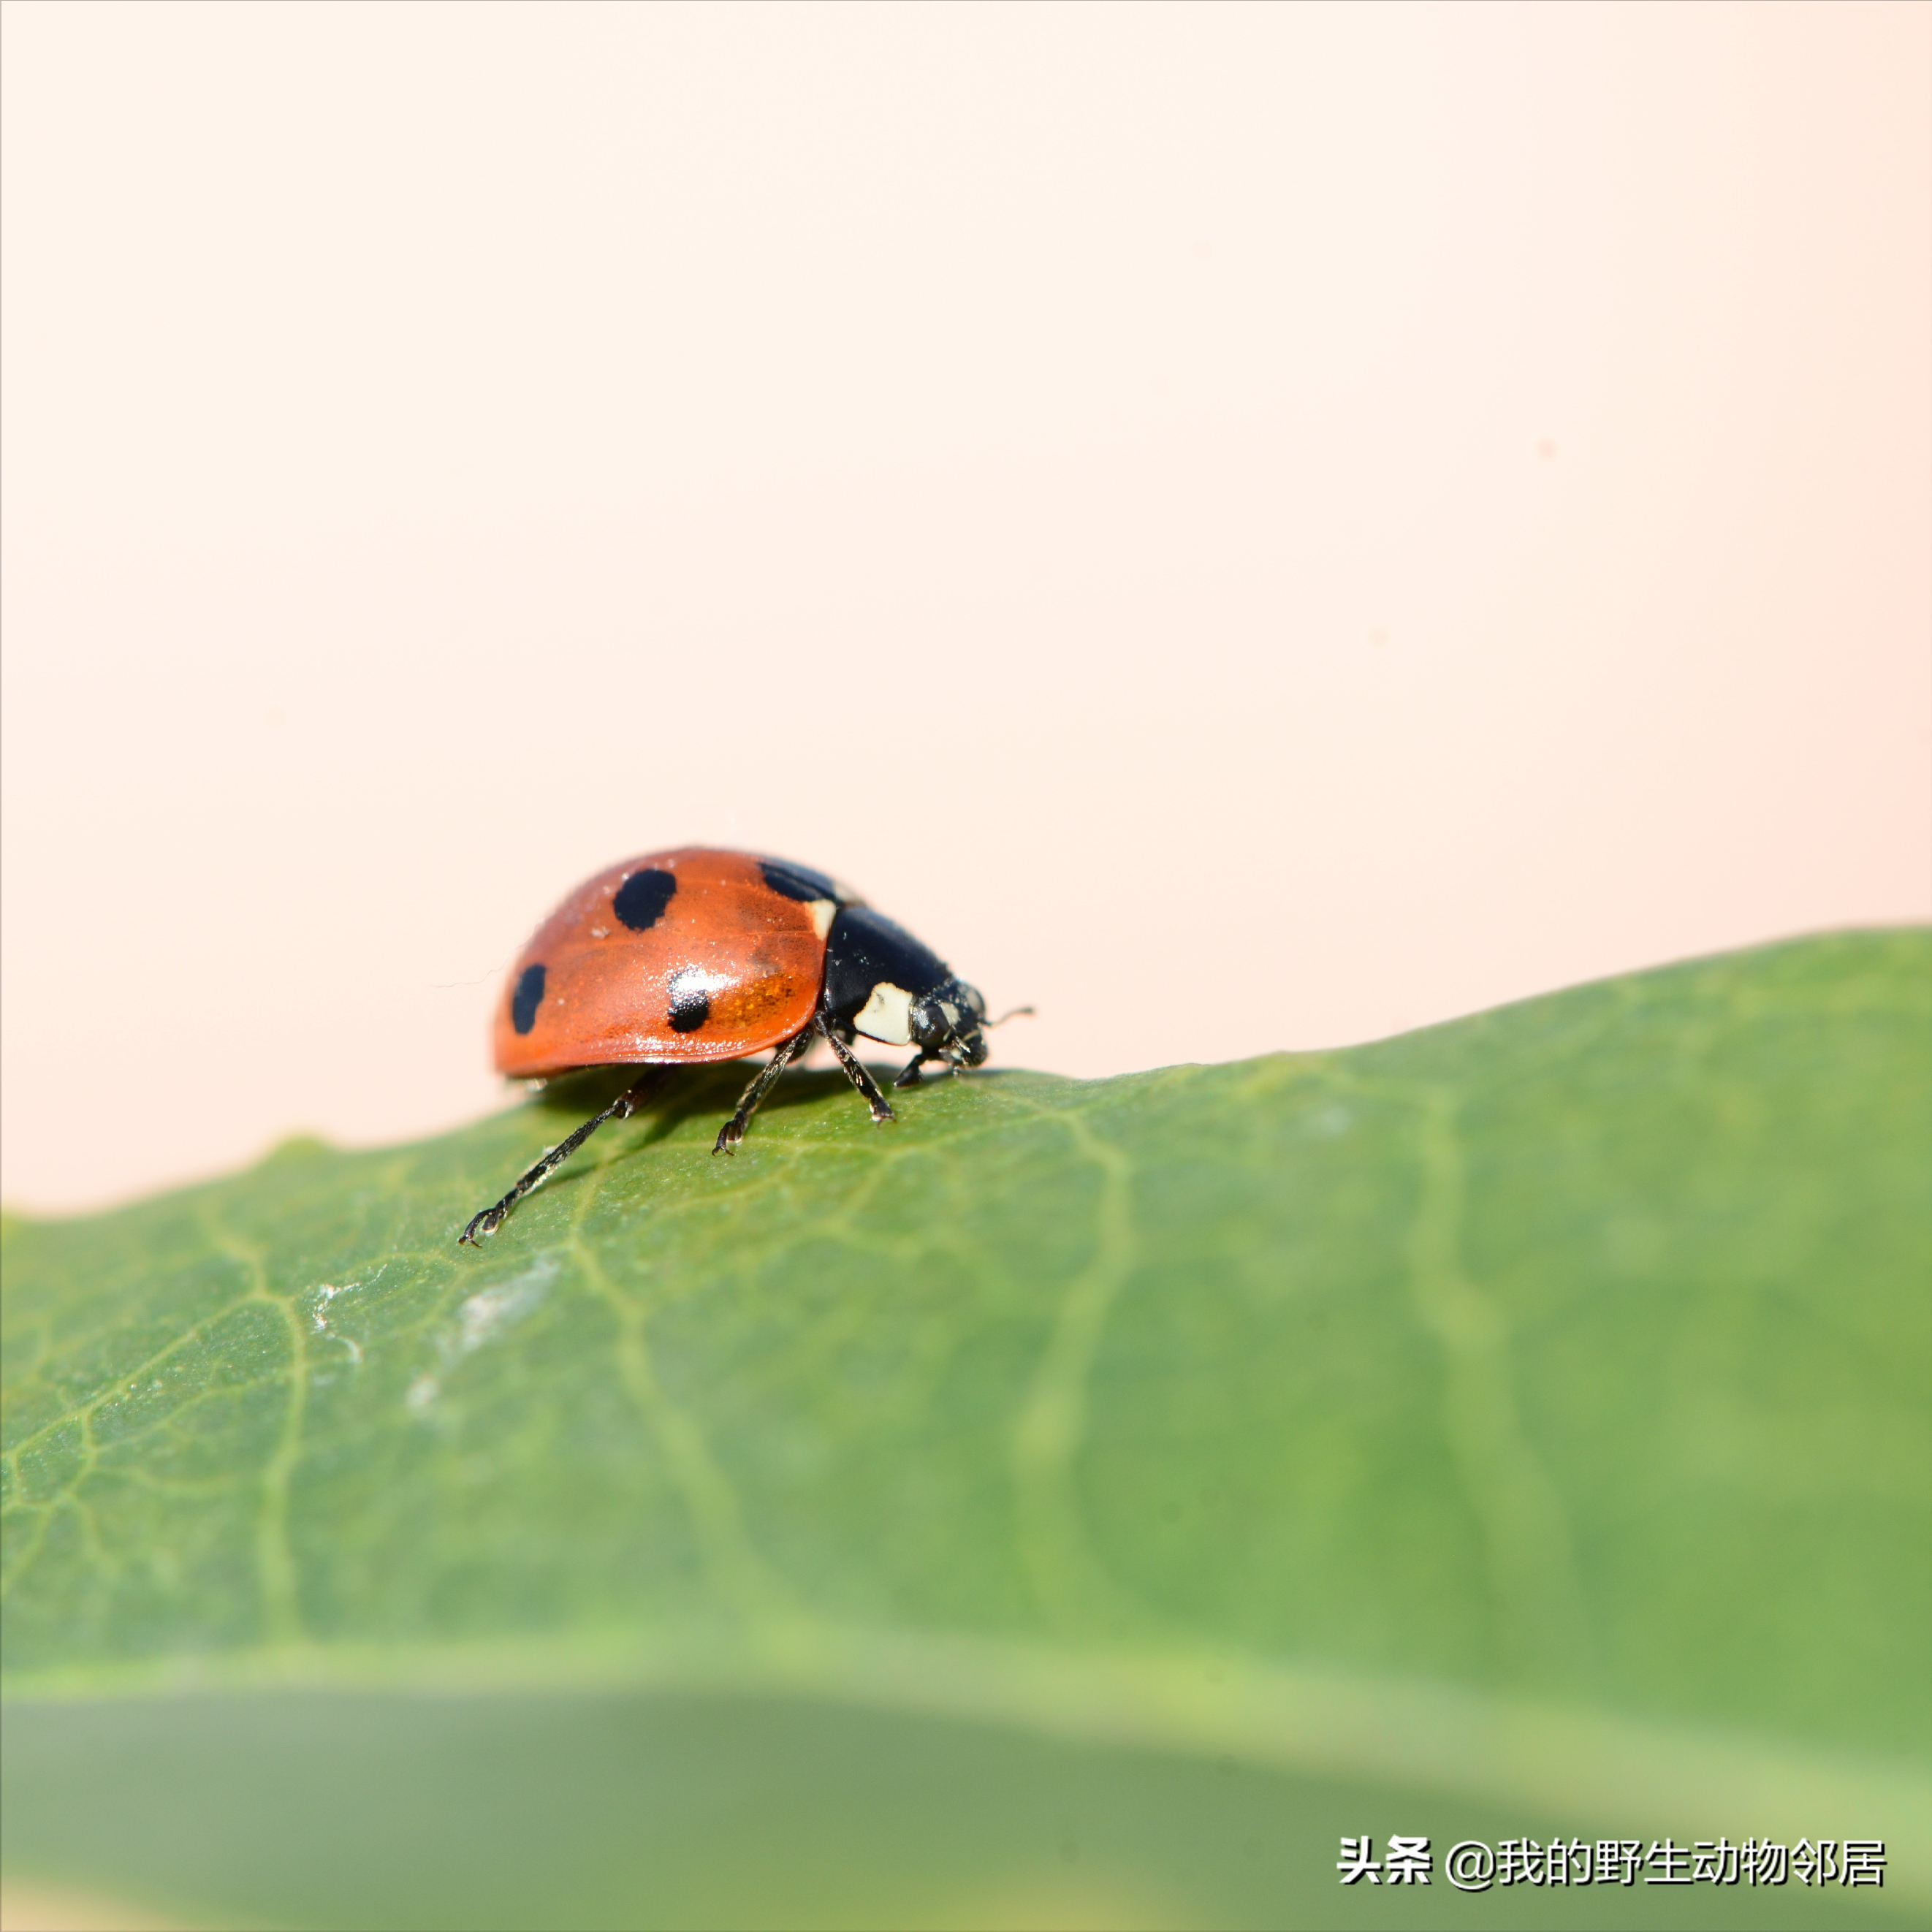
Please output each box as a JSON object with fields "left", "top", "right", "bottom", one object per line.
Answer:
{"left": 714, "top": 1023, "right": 815, "bottom": 1155}
{"left": 822, "top": 1021, "right": 897, "bottom": 1125}
{"left": 458, "top": 1066, "right": 670, "bottom": 1245}
{"left": 893, "top": 1051, "right": 930, "bottom": 1089}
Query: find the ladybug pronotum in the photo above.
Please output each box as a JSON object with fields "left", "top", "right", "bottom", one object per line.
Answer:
{"left": 460, "top": 848, "right": 1018, "bottom": 1244}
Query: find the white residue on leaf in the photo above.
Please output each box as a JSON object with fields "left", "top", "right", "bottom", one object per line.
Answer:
{"left": 310, "top": 1281, "right": 357, "bottom": 1326}
{"left": 308, "top": 1280, "right": 365, "bottom": 1364}
{"left": 456, "top": 1253, "right": 560, "bottom": 1355}
{"left": 405, "top": 1253, "right": 560, "bottom": 1417}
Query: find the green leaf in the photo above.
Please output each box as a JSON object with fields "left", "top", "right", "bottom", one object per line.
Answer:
{"left": 4, "top": 931, "right": 1927, "bottom": 1931}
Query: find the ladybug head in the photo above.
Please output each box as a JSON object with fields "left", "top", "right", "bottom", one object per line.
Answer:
{"left": 909, "top": 979, "right": 989, "bottom": 1068}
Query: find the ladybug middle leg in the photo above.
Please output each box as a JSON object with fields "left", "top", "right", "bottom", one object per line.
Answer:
{"left": 713, "top": 1022, "right": 818, "bottom": 1155}
{"left": 459, "top": 1065, "right": 670, "bottom": 1245}
{"left": 823, "top": 1020, "right": 896, "bottom": 1128}
{"left": 822, "top": 1022, "right": 897, "bottom": 1125}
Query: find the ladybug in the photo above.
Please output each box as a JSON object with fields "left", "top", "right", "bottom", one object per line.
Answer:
{"left": 460, "top": 849, "right": 1018, "bottom": 1244}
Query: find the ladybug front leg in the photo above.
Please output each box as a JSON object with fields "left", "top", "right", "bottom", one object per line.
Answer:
{"left": 893, "top": 1051, "right": 931, "bottom": 1089}
{"left": 714, "top": 1023, "right": 816, "bottom": 1155}
{"left": 459, "top": 1066, "right": 671, "bottom": 1245}
{"left": 821, "top": 1021, "right": 897, "bottom": 1125}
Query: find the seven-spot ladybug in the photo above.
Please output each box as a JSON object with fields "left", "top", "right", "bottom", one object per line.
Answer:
{"left": 460, "top": 849, "right": 1021, "bottom": 1244}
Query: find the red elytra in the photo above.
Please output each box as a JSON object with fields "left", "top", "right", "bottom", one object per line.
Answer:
{"left": 492, "top": 848, "right": 836, "bottom": 1076}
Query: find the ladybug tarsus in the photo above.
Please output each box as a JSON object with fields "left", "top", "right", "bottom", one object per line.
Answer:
{"left": 458, "top": 1067, "right": 670, "bottom": 1245}
{"left": 713, "top": 1022, "right": 818, "bottom": 1156}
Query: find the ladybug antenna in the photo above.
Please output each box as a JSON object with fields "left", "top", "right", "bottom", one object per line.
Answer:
{"left": 985, "top": 1005, "right": 1035, "bottom": 1028}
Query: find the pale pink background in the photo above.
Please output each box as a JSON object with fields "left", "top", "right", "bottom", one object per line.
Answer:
{"left": 3, "top": 1, "right": 1928, "bottom": 1213}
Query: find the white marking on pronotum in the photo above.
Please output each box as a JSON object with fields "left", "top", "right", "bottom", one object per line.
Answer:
{"left": 853, "top": 981, "right": 916, "bottom": 1044}
{"left": 807, "top": 897, "right": 837, "bottom": 940}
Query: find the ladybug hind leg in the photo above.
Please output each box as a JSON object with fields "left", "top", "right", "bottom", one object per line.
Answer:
{"left": 714, "top": 1022, "right": 817, "bottom": 1155}
{"left": 459, "top": 1066, "right": 671, "bottom": 1245}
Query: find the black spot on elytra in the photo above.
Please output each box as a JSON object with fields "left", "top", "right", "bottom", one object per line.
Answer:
{"left": 667, "top": 970, "right": 711, "bottom": 1033}
{"left": 613, "top": 867, "right": 677, "bottom": 932}
{"left": 511, "top": 964, "right": 547, "bottom": 1035}
{"left": 759, "top": 858, "right": 838, "bottom": 903}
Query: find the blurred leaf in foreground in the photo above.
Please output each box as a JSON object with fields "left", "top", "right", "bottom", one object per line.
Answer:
{"left": 2, "top": 931, "right": 1927, "bottom": 1931}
